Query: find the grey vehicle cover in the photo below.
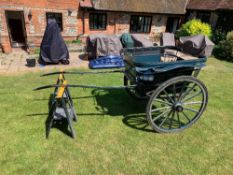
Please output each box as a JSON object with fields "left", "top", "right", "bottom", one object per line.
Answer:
{"left": 160, "top": 33, "right": 177, "bottom": 57}
{"left": 131, "top": 34, "right": 154, "bottom": 47}
{"left": 161, "top": 33, "right": 176, "bottom": 46}
{"left": 86, "top": 34, "right": 123, "bottom": 59}
{"left": 179, "top": 35, "right": 215, "bottom": 57}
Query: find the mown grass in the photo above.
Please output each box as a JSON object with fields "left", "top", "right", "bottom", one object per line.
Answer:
{"left": 65, "top": 39, "right": 82, "bottom": 45}
{"left": 0, "top": 58, "right": 233, "bottom": 175}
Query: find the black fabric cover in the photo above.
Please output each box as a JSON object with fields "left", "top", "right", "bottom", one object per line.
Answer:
{"left": 39, "top": 19, "right": 69, "bottom": 64}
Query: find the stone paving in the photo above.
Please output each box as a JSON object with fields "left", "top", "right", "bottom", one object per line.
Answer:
{"left": 0, "top": 49, "right": 89, "bottom": 76}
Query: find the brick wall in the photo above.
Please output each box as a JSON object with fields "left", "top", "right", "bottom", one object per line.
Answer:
{"left": 0, "top": 0, "right": 79, "bottom": 53}
{"left": 0, "top": 0, "right": 180, "bottom": 53}
{"left": 79, "top": 11, "right": 116, "bottom": 35}
{"left": 78, "top": 10, "right": 168, "bottom": 41}
{"left": 150, "top": 15, "right": 168, "bottom": 40}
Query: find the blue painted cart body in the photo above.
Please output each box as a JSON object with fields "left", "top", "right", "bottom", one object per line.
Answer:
{"left": 123, "top": 46, "right": 206, "bottom": 89}
{"left": 123, "top": 46, "right": 208, "bottom": 133}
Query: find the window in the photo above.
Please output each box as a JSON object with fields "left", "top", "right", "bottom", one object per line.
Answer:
{"left": 46, "top": 12, "right": 63, "bottom": 31}
{"left": 89, "top": 13, "right": 107, "bottom": 30}
{"left": 166, "top": 17, "right": 180, "bottom": 33}
{"left": 216, "top": 12, "right": 233, "bottom": 32}
{"left": 130, "top": 15, "right": 152, "bottom": 33}
{"left": 196, "top": 11, "right": 211, "bottom": 23}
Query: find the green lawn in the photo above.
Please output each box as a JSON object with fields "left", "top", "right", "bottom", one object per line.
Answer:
{"left": 0, "top": 58, "right": 233, "bottom": 175}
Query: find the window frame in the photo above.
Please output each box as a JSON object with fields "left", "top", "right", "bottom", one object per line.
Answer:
{"left": 216, "top": 11, "right": 233, "bottom": 32}
{"left": 89, "top": 13, "right": 107, "bottom": 30}
{"left": 196, "top": 11, "right": 211, "bottom": 23}
{"left": 46, "top": 12, "right": 63, "bottom": 31}
{"left": 130, "top": 15, "right": 152, "bottom": 33}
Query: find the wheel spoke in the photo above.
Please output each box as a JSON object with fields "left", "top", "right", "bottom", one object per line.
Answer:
{"left": 180, "top": 83, "right": 197, "bottom": 101}
{"left": 153, "top": 99, "right": 172, "bottom": 106}
{"left": 183, "top": 101, "right": 204, "bottom": 105}
{"left": 158, "top": 110, "right": 173, "bottom": 127}
{"left": 182, "top": 90, "right": 202, "bottom": 103}
{"left": 182, "top": 111, "right": 191, "bottom": 123}
{"left": 173, "top": 83, "right": 177, "bottom": 101}
{"left": 178, "top": 82, "right": 188, "bottom": 101}
{"left": 169, "top": 111, "right": 175, "bottom": 129}
{"left": 159, "top": 95, "right": 173, "bottom": 105}
{"left": 183, "top": 107, "right": 199, "bottom": 114}
{"left": 163, "top": 89, "right": 175, "bottom": 104}
{"left": 151, "top": 106, "right": 171, "bottom": 113}
{"left": 152, "top": 109, "right": 170, "bottom": 122}
{"left": 177, "top": 112, "right": 181, "bottom": 128}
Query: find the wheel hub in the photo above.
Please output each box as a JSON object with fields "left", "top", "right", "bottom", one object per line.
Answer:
{"left": 173, "top": 103, "right": 183, "bottom": 112}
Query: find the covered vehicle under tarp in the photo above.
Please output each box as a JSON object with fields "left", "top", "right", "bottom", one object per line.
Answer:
{"left": 39, "top": 19, "right": 69, "bottom": 64}
{"left": 131, "top": 34, "right": 154, "bottom": 47}
{"left": 179, "top": 35, "right": 215, "bottom": 57}
{"left": 86, "top": 34, "right": 123, "bottom": 59}
{"left": 121, "top": 33, "right": 134, "bottom": 48}
{"left": 160, "top": 32, "right": 177, "bottom": 56}
{"left": 160, "top": 33, "right": 175, "bottom": 47}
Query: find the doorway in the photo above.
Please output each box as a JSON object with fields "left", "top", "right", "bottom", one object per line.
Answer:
{"left": 166, "top": 17, "right": 180, "bottom": 33}
{"left": 5, "top": 11, "right": 27, "bottom": 48}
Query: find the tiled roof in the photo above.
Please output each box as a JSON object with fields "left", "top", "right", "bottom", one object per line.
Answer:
{"left": 187, "top": 0, "right": 233, "bottom": 11}
{"left": 218, "top": 0, "right": 233, "bottom": 10}
{"left": 80, "top": 0, "right": 189, "bottom": 14}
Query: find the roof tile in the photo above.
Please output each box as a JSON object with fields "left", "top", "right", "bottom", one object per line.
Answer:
{"left": 187, "top": 0, "right": 233, "bottom": 11}
{"left": 81, "top": 0, "right": 189, "bottom": 14}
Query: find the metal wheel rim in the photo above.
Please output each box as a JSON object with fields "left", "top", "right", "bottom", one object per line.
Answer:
{"left": 147, "top": 76, "right": 208, "bottom": 133}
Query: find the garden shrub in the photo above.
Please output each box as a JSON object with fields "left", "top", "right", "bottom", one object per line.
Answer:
{"left": 176, "top": 19, "right": 212, "bottom": 38}
{"left": 212, "top": 28, "right": 227, "bottom": 44}
{"left": 65, "top": 39, "right": 82, "bottom": 45}
{"left": 34, "top": 47, "right": 40, "bottom": 55}
{"left": 213, "top": 31, "right": 233, "bottom": 62}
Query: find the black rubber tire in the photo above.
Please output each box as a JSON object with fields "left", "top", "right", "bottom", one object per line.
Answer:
{"left": 146, "top": 76, "right": 208, "bottom": 133}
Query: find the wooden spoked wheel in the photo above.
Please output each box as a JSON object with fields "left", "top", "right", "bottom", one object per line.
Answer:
{"left": 146, "top": 76, "right": 208, "bottom": 133}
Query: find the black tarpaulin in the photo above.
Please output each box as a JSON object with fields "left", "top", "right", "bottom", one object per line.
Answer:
{"left": 39, "top": 19, "right": 69, "bottom": 64}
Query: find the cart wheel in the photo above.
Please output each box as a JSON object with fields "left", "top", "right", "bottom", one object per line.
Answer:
{"left": 146, "top": 76, "right": 208, "bottom": 133}
{"left": 124, "top": 76, "right": 149, "bottom": 100}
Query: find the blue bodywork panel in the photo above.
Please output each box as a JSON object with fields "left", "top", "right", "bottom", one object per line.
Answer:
{"left": 123, "top": 46, "right": 207, "bottom": 73}
{"left": 123, "top": 46, "right": 207, "bottom": 84}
